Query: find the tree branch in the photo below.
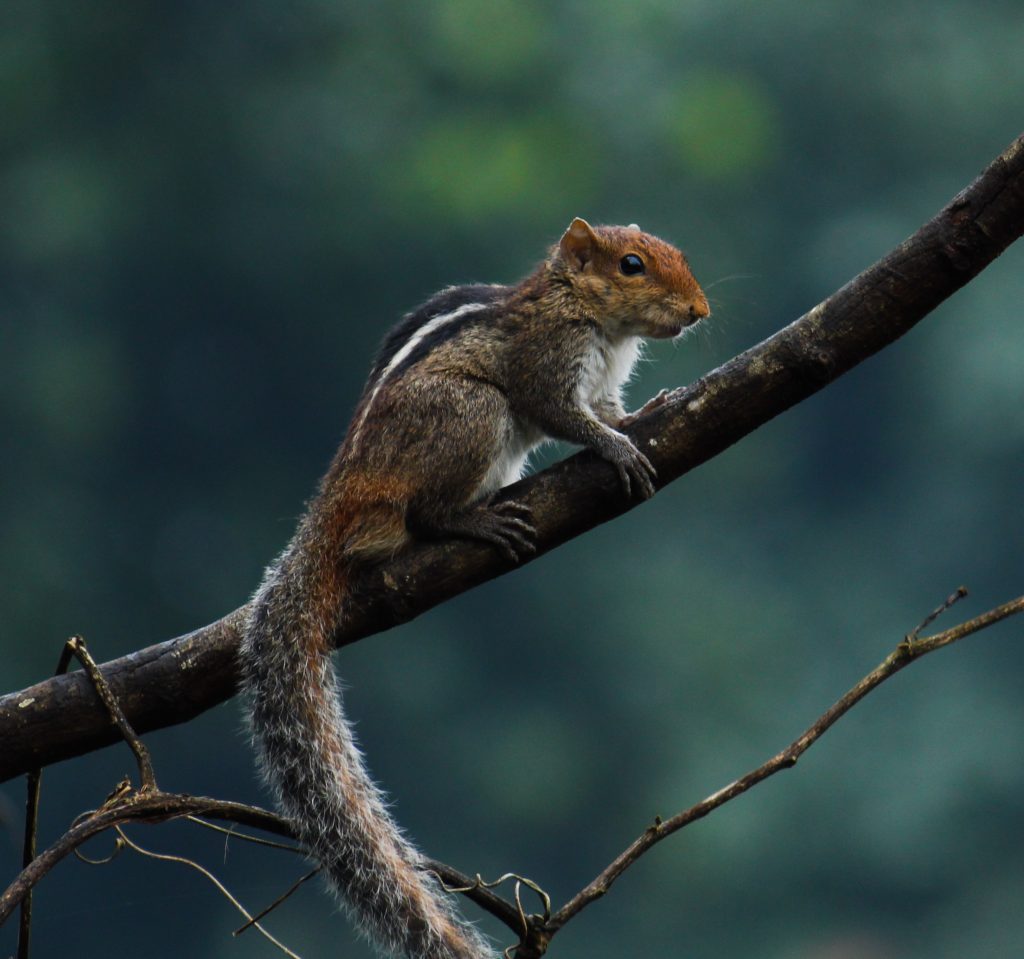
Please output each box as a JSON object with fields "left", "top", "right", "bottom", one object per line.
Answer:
{"left": 3, "top": 594, "right": 1020, "bottom": 954}
{"left": 2, "top": 636, "right": 523, "bottom": 938}
{"left": 2, "top": 132, "right": 1023, "bottom": 783}
{"left": 0, "top": 788, "right": 522, "bottom": 932}
{"left": 546, "top": 591, "right": 1024, "bottom": 932}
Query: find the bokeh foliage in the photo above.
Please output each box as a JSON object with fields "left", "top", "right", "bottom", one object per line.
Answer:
{"left": 1, "top": 2, "right": 1023, "bottom": 957}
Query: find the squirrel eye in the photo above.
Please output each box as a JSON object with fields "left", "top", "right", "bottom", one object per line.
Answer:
{"left": 620, "top": 254, "right": 645, "bottom": 276}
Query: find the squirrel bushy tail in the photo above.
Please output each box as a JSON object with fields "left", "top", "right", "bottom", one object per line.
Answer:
{"left": 240, "top": 518, "right": 491, "bottom": 959}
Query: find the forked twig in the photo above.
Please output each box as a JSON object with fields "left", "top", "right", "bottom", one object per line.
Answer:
{"left": 63, "top": 636, "right": 157, "bottom": 790}
{"left": 18, "top": 637, "right": 100, "bottom": 959}
{"left": 547, "top": 591, "right": 1024, "bottom": 932}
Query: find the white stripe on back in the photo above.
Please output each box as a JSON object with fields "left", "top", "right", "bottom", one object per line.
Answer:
{"left": 349, "top": 301, "right": 489, "bottom": 449}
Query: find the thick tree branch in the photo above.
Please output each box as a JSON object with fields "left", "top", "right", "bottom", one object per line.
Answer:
{"left": 2, "top": 132, "right": 1023, "bottom": 783}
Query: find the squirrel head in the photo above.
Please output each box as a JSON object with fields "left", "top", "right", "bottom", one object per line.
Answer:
{"left": 555, "top": 217, "right": 710, "bottom": 339}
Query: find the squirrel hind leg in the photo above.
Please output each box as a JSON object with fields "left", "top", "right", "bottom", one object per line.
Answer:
{"left": 341, "top": 503, "right": 411, "bottom": 562}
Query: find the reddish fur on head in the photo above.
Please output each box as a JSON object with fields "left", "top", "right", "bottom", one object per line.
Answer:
{"left": 556, "top": 217, "right": 710, "bottom": 339}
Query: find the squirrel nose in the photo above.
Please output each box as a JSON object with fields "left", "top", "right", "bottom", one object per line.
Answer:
{"left": 689, "top": 295, "right": 711, "bottom": 321}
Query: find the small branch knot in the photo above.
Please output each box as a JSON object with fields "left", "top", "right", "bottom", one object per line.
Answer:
{"left": 509, "top": 919, "right": 552, "bottom": 959}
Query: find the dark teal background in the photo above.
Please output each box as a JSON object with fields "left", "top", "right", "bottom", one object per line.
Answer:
{"left": 2, "top": 3, "right": 1023, "bottom": 957}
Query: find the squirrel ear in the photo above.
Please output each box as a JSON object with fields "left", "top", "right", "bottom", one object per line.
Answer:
{"left": 559, "top": 217, "right": 599, "bottom": 270}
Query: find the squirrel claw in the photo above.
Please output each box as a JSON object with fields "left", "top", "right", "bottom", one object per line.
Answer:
{"left": 603, "top": 435, "right": 657, "bottom": 500}
{"left": 470, "top": 500, "right": 538, "bottom": 563}
{"left": 617, "top": 461, "right": 657, "bottom": 500}
{"left": 620, "top": 389, "right": 671, "bottom": 427}
{"left": 490, "top": 500, "right": 534, "bottom": 520}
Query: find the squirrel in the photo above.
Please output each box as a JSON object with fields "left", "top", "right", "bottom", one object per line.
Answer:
{"left": 239, "top": 217, "right": 710, "bottom": 959}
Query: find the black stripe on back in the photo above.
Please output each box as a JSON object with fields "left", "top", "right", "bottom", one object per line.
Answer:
{"left": 387, "top": 301, "right": 497, "bottom": 383}
{"left": 369, "top": 284, "right": 506, "bottom": 383}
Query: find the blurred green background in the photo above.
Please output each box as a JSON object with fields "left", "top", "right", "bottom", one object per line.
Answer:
{"left": 2, "top": 2, "right": 1023, "bottom": 957}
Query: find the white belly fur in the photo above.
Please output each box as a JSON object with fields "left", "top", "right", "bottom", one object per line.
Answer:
{"left": 578, "top": 335, "right": 641, "bottom": 408}
{"left": 478, "top": 415, "right": 546, "bottom": 496}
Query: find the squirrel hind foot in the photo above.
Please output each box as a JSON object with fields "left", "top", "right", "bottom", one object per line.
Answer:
{"left": 410, "top": 500, "right": 537, "bottom": 564}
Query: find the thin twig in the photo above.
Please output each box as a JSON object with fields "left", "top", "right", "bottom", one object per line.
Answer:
{"left": 907, "top": 585, "right": 968, "bottom": 641}
{"left": 17, "top": 770, "right": 39, "bottom": 959}
{"left": 186, "top": 816, "right": 304, "bottom": 855}
{"left": 548, "top": 592, "right": 1024, "bottom": 931}
{"left": 234, "top": 868, "right": 320, "bottom": 935}
{"left": 434, "top": 871, "right": 552, "bottom": 950}
{"left": 64, "top": 636, "right": 157, "bottom": 791}
{"left": 113, "top": 826, "right": 303, "bottom": 958}
{"left": 74, "top": 835, "right": 125, "bottom": 866}
{"left": 17, "top": 636, "right": 82, "bottom": 959}
{"left": 422, "top": 860, "right": 524, "bottom": 930}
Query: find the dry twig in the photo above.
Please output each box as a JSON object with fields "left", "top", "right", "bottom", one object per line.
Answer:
{"left": 547, "top": 592, "right": 1024, "bottom": 933}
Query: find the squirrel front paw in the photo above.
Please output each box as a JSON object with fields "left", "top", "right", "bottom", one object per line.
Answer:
{"left": 601, "top": 433, "right": 657, "bottom": 500}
